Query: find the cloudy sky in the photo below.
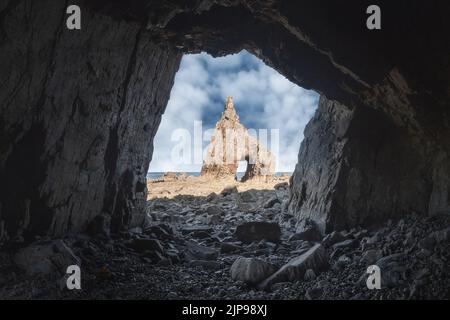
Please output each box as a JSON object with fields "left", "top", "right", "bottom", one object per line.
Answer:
{"left": 149, "top": 50, "right": 319, "bottom": 173}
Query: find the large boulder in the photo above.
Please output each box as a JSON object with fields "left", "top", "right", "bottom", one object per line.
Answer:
{"left": 235, "top": 222, "right": 281, "bottom": 243}
{"left": 259, "top": 244, "right": 329, "bottom": 290}
{"left": 230, "top": 257, "right": 277, "bottom": 285}
{"left": 14, "top": 240, "right": 80, "bottom": 276}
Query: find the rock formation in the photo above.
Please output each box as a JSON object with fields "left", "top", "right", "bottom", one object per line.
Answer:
{"left": 200, "top": 97, "right": 275, "bottom": 181}
{"left": 0, "top": 0, "right": 449, "bottom": 240}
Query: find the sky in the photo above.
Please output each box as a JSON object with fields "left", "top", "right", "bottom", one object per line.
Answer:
{"left": 149, "top": 50, "right": 319, "bottom": 173}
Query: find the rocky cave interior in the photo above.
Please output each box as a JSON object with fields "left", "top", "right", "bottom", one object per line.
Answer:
{"left": 0, "top": 0, "right": 449, "bottom": 299}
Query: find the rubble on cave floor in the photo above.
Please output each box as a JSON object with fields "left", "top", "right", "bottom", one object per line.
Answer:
{"left": 0, "top": 176, "right": 449, "bottom": 299}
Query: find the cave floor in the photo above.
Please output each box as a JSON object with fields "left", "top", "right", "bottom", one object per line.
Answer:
{"left": 0, "top": 177, "right": 449, "bottom": 300}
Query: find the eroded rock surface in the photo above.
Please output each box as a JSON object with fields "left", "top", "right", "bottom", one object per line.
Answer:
{"left": 201, "top": 97, "right": 275, "bottom": 181}
{"left": 1, "top": 177, "right": 449, "bottom": 299}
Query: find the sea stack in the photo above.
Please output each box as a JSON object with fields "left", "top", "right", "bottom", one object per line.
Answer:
{"left": 200, "top": 97, "right": 275, "bottom": 181}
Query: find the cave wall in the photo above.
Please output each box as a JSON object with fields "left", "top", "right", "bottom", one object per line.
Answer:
{"left": 0, "top": 0, "right": 181, "bottom": 241}
{"left": 287, "top": 96, "right": 450, "bottom": 233}
{"left": 0, "top": 0, "right": 449, "bottom": 240}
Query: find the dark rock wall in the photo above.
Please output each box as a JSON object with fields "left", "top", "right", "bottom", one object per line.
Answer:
{"left": 287, "top": 96, "right": 448, "bottom": 233}
{"left": 0, "top": 0, "right": 181, "bottom": 241}
{"left": 0, "top": 0, "right": 449, "bottom": 239}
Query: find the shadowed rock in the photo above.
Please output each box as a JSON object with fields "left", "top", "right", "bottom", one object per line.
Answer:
{"left": 258, "top": 244, "right": 329, "bottom": 290}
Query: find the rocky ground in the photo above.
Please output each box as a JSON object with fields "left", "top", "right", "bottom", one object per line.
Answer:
{"left": 0, "top": 175, "right": 449, "bottom": 300}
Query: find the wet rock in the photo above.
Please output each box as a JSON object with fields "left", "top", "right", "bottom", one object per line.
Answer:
{"left": 14, "top": 240, "right": 80, "bottom": 276}
{"left": 230, "top": 257, "right": 277, "bottom": 285}
{"left": 259, "top": 244, "right": 329, "bottom": 290}
{"left": 235, "top": 222, "right": 281, "bottom": 243}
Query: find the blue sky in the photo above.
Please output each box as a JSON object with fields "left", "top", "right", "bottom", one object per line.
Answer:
{"left": 149, "top": 50, "right": 319, "bottom": 173}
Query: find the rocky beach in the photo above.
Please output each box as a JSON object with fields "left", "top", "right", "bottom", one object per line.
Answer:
{"left": 0, "top": 173, "right": 449, "bottom": 299}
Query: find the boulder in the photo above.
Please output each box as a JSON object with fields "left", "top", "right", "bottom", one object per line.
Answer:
{"left": 230, "top": 257, "right": 277, "bottom": 285}
{"left": 14, "top": 240, "right": 80, "bottom": 276}
{"left": 259, "top": 244, "right": 329, "bottom": 290}
{"left": 235, "top": 222, "right": 281, "bottom": 244}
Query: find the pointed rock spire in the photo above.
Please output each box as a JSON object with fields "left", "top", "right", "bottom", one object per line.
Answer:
{"left": 201, "top": 97, "right": 275, "bottom": 181}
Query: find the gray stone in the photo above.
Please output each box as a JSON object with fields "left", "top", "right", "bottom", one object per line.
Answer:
{"left": 14, "top": 240, "right": 80, "bottom": 276}
{"left": 259, "top": 244, "right": 329, "bottom": 290}
{"left": 230, "top": 257, "right": 277, "bottom": 285}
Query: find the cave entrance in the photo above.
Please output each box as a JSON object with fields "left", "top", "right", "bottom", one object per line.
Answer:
{"left": 148, "top": 49, "right": 318, "bottom": 197}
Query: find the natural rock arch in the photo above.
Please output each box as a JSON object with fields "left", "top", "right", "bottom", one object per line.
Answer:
{"left": 0, "top": 0, "right": 449, "bottom": 240}
{"left": 200, "top": 97, "right": 275, "bottom": 182}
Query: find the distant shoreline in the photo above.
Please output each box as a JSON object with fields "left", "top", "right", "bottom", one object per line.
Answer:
{"left": 147, "top": 171, "right": 292, "bottom": 180}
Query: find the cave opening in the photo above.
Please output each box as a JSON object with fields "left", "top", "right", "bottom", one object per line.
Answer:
{"left": 1, "top": 0, "right": 449, "bottom": 301}
{"left": 148, "top": 50, "right": 319, "bottom": 193}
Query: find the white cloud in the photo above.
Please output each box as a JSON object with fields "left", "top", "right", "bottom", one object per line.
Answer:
{"left": 149, "top": 50, "right": 319, "bottom": 173}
